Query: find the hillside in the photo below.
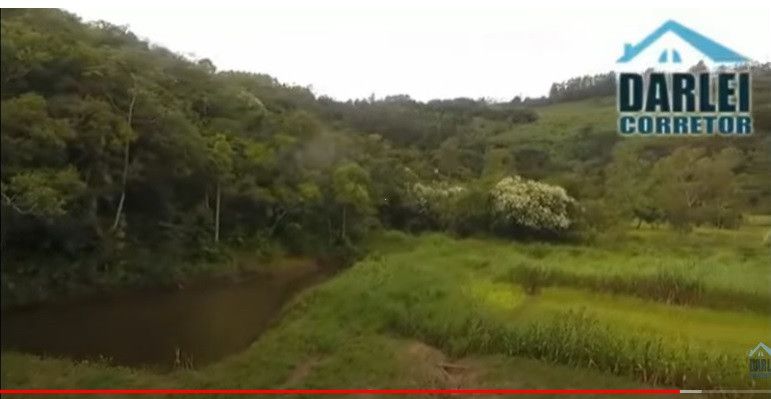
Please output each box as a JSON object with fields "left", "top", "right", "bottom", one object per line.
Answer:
{"left": 3, "top": 9, "right": 771, "bottom": 305}
{"left": 2, "top": 8, "right": 771, "bottom": 393}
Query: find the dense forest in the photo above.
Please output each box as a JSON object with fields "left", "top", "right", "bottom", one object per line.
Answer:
{"left": 1, "top": 9, "right": 770, "bottom": 306}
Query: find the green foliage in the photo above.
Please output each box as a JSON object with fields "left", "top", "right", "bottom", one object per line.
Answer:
{"left": 604, "top": 143, "right": 750, "bottom": 231}
{"left": 0, "top": 93, "right": 73, "bottom": 168}
{"left": 3, "top": 229, "right": 770, "bottom": 390}
{"left": 605, "top": 142, "right": 660, "bottom": 224}
{"left": 332, "top": 162, "right": 372, "bottom": 212}
{"left": 407, "top": 181, "right": 466, "bottom": 230}
{"left": 1, "top": 10, "right": 398, "bottom": 302}
{"left": 440, "top": 181, "right": 493, "bottom": 236}
{"left": 507, "top": 262, "right": 552, "bottom": 295}
{"left": 1, "top": 167, "right": 85, "bottom": 218}
{"left": 205, "top": 133, "right": 234, "bottom": 178}
{"left": 498, "top": 262, "right": 753, "bottom": 310}
{"left": 1, "top": 8, "right": 770, "bottom": 311}
{"left": 406, "top": 176, "right": 578, "bottom": 238}
{"left": 548, "top": 72, "right": 616, "bottom": 103}
{"left": 2, "top": 8, "right": 771, "bottom": 393}
{"left": 651, "top": 147, "right": 744, "bottom": 229}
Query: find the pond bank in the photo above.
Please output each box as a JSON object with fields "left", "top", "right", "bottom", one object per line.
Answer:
{"left": 1, "top": 257, "right": 332, "bottom": 371}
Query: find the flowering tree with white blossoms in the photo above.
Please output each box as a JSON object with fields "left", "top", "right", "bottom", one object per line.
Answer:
{"left": 410, "top": 182, "right": 465, "bottom": 215}
{"left": 406, "top": 182, "right": 469, "bottom": 229}
{"left": 490, "top": 176, "right": 577, "bottom": 232}
{"left": 407, "top": 177, "right": 577, "bottom": 236}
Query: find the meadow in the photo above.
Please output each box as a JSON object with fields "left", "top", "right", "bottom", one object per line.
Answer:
{"left": 3, "top": 220, "right": 770, "bottom": 395}
{"left": 4, "top": 10, "right": 771, "bottom": 396}
{"left": 488, "top": 97, "right": 617, "bottom": 146}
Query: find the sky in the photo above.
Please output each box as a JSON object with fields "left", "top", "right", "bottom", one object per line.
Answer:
{"left": 10, "top": 0, "right": 771, "bottom": 101}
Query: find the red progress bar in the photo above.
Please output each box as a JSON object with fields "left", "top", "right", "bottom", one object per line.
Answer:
{"left": 0, "top": 389, "right": 681, "bottom": 395}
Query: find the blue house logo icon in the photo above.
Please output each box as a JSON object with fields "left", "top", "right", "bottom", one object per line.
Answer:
{"left": 749, "top": 342, "right": 771, "bottom": 378}
{"left": 617, "top": 20, "right": 748, "bottom": 64}
{"left": 615, "top": 20, "right": 753, "bottom": 136}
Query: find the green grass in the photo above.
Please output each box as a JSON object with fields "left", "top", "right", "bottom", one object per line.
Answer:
{"left": 481, "top": 226, "right": 770, "bottom": 311}
{"left": 2, "top": 226, "right": 770, "bottom": 392}
{"left": 488, "top": 97, "right": 617, "bottom": 145}
{"left": 516, "top": 288, "right": 769, "bottom": 353}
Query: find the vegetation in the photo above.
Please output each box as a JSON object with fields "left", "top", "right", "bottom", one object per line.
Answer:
{"left": 1, "top": 8, "right": 770, "bottom": 393}
{"left": 4, "top": 227, "right": 769, "bottom": 391}
{"left": 3, "top": 9, "right": 769, "bottom": 307}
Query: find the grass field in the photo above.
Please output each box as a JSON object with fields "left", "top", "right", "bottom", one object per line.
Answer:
{"left": 3, "top": 222, "right": 770, "bottom": 394}
{"left": 488, "top": 97, "right": 617, "bottom": 145}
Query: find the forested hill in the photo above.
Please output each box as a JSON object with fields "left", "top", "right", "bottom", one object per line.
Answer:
{"left": 2, "top": 9, "right": 770, "bottom": 305}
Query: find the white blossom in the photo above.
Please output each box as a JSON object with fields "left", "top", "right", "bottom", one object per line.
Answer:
{"left": 490, "top": 176, "right": 576, "bottom": 231}
{"left": 410, "top": 182, "right": 465, "bottom": 215}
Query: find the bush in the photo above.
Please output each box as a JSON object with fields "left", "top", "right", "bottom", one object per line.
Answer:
{"left": 442, "top": 182, "right": 493, "bottom": 236}
{"left": 508, "top": 262, "right": 552, "bottom": 295}
{"left": 406, "top": 176, "right": 578, "bottom": 240}
{"left": 490, "top": 176, "right": 578, "bottom": 237}
{"left": 409, "top": 182, "right": 465, "bottom": 223}
{"left": 570, "top": 198, "right": 628, "bottom": 243}
{"left": 495, "top": 261, "right": 771, "bottom": 312}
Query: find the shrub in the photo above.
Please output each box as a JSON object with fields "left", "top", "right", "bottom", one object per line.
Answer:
{"left": 407, "top": 176, "right": 579, "bottom": 239}
{"left": 442, "top": 182, "right": 493, "bottom": 236}
{"left": 490, "top": 176, "right": 578, "bottom": 236}
{"left": 410, "top": 183, "right": 465, "bottom": 214}
{"left": 494, "top": 262, "right": 771, "bottom": 312}
{"left": 508, "top": 262, "right": 552, "bottom": 295}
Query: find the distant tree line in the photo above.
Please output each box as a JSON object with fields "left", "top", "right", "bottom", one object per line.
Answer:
{"left": 548, "top": 72, "right": 616, "bottom": 103}
{"left": 1, "top": 9, "right": 769, "bottom": 306}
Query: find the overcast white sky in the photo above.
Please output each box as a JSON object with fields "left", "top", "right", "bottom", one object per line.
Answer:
{"left": 9, "top": 0, "right": 771, "bottom": 101}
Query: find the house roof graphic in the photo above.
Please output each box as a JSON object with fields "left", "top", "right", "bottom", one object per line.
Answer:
{"left": 749, "top": 342, "right": 771, "bottom": 357}
{"left": 617, "top": 20, "right": 748, "bottom": 63}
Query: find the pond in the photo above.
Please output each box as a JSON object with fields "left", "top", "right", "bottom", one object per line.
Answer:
{"left": 0, "top": 262, "right": 329, "bottom": 371}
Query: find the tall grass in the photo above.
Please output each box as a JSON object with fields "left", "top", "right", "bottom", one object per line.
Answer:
{"left": 4, "top": 229, "right": 768, "bottom": 391}
{"left": 500, "top": 262, "right": 769, "bottom": 313}
{"left": 388, "top": 306, "right": 756, "bottom": 389}
{"left": 366, "top": 230, "right": 769, "bottom": 388}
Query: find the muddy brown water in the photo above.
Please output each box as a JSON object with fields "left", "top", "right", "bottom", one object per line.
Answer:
{"left": 0, "top": 263, "right": 330, "bottom": 371}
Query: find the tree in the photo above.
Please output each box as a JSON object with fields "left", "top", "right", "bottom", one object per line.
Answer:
{"left": 331, "top": 162, "right": 373, "bottom": 242}
{"left": 206, "top": 134, "right": 234, "bottom": 243}
{"left": 1, "top": 167, "right": 85, "bottom": 219}
{"left": 605, "top": 143, "right": 660, "bottom": 227}
{"left": 1, "top": 168, "right": 86, "bottom": 251}
{"left": 0, "top": 94, "right": 72, "bottom": 169}
{"left": 2, "top": 8, "right": 768, "bottom": 307}
{"left": 651, "top": 147, "right": 743, "bottom": 230}
{"left": 490, "top": 175, "right": 577, "bottom": 234}
{"left": 110, "top": 77, "right": 137, "bottom": 231}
